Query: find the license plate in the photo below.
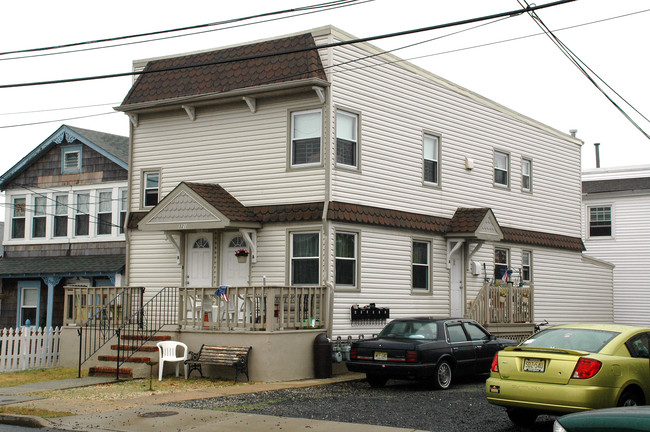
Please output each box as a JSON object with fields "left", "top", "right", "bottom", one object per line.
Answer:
{"left": 374, "top": 351, "right": 387, "bottom": 361}
{"left": 523, "top": 358, "right": 546, "bottom": 372}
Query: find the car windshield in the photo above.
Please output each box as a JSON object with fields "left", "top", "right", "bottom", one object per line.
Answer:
{"left": 378, "top": 321, "right": 438, "bottom": 340}
{"left": 522, "top": 328, "right": 619, "bottom": 353}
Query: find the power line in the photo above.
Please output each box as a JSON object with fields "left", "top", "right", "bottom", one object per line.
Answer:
{"left": 0, "top": 0, "right": 365, "bottom": 59}
{"left": 0, "top": 0, "right": 576, "bottom": 90}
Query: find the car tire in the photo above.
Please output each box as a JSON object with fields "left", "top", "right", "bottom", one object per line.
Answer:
{"left": 506, "top": 408, "right": 538, "bottom": 426}
{"left": 617, "top": 389, "right": 643, "bottom": 407}
{"left": 366, "top": 374, "right": 388, "bottom": 388}
{"left": 431, "top": 360, "right": 452, "bottom": 390}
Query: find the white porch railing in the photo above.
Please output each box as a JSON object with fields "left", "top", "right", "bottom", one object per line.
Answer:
{"left": 179, "top": 286, "right": 328, "bottom": 331}
{"left": 0, "top": 327, "right": 61, "bottom": 372}
{"left": 466, "top": 282, "right": 534, "bottom": 326}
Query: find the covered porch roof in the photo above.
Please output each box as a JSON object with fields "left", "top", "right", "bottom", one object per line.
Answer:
{"left": 0, "top": 254, "right": 125, "bottom": 279}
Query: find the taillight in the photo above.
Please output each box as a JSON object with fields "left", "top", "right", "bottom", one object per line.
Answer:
{"left": 406, "top": 351, "right": 418, "bottom": 363}
{"left": 571, "top": 358, "right": 602, "bottom": 379}
{"left": 491, "top": 353, "right": 499, "bottom": 372}
{"left": 350, "top": 347, "right": 357, "bottom": 360}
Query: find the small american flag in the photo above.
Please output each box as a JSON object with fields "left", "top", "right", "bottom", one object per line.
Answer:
{"left": 215, "top": 286, "right": 229, "bottom": 302}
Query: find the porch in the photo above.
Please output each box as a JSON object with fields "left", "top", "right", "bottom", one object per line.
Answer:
{"left": 466, "top": 282, "right": 536, "bottom": 341}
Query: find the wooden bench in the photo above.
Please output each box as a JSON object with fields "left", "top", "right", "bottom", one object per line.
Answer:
{"left": 185, "top": 344, "right": 252, "bottom": 382}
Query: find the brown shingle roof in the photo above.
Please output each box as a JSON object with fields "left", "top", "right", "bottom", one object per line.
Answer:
{"left": 447, "top": 208, "right": 491, "bottom": 233}
{"left": 502, "top": 227, "right": 585, "bottom": 251}
{"left": 120, "top": 33, "right": 327, "bottom": 107}
{"left": 252, "top": 202, "right": 323, "bottom": 223}
{"left": 185, "top": 182, "right": 257, "bottom": 222}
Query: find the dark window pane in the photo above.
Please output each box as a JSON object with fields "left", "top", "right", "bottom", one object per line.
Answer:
{"left": 21, "top": 308, "right": 37, "bottom": 326}
{"left": 336, "top": 138, "right": 356, "bottom": 166}
{"left": 54, "top": 216, "right": 68, "bottom": 237}
{"left": 293, "top": 138, "right": 321, "bottom": 165}
{"left": 145, "top": 190, "right": 158, "bottom": 207}
{"left": 292, "top": 259, "right": 319, "bottom": 284}
{"left": 32, "top": 217, "right": 46, "bottom": 238}
{"left": 75, "top": 214, "right": 89, "bottom": 236}
{"left": 413, "top": 242, "right": 428, "bottom": 264}
{"left": 12, "top": 219, "right": 25, "bottom": 239}
{"left": 413, "top": 265, "right": 428, "bottom": 289}
{"left": 447, "top": 324, "right": 468, "bottom": 342}
{"left": 336, "top": 259, "right": 355, "bottom": 285}
{"left": 336, "top": 233, "right": 355, "bottom": 258}
{"left": 97, "top": 213, "right": 112, "bottom": 235}
{"left": 495, "top": 169, "right": 508, "bottom": 185}
{"left": 424, "top": 160, "right": 438, "bottom": 183}
{"left": 293, "top": 233, "right": 319, "bottom": 257}
{"left": 119, "top": 212, "right": 126, "bottom": 234}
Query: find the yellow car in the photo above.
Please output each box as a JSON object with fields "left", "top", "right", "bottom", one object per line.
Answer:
{"left": 486, "top": 323, "right": 650, "bottom": 427}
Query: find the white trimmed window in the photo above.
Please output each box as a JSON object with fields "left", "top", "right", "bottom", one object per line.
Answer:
{"left": 522, "top": 251, "right": 532, "bottom": 283}
{"left": 412, "top": 240, "right": 430, "bottom": 291}
{"left": 589, "top": 206, "right": 612, "bottom": 237}
{"left": 20, "top": 286, "right": 39, "bottom": 327}
{"left": 336, "top": 110, "right": 358, "bottom": 168}
{"left": 54, "top": 194, "right": 69, "bottom": 237}
{"left": 494, "top": 151, "right": 509, "bottom": 187}
{"left": 97, "top": 190, "right": 112, "bottom": 235}
{"left": 11, "top": 197, "right": 26, "bottom": 239}
{"left": 32, "top": 196, "right": 47, "bottom": 238}
{"left": 143, "top": 171, "right": 160, "bottom": 207}
{"left": 75, "top": 192, "right": 90, "bottom": 236}
{"left": 522, "top": 158, "right": 532, "bottom": 192}
{"left": 119, "top": 188, "right": 128, "bottom": 234}
{"left": 290, "top": 232, "right": 320, "bottom": 285}
{"left": 423, "top": 134, "right": 440, "bottom": 185}
{"left": 291, "top": 109, "right": 322, "bottom": 167}
{"left": 335, "top": 232, "right": 357, "bottom": 288}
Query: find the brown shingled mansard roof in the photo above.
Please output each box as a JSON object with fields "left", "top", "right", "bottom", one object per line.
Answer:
{"left": 120, "top": 33, "right": 327, "bottom": 107}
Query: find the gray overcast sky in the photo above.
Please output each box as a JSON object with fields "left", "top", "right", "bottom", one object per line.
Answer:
{"left": 1, "top": 0, "right": 649, "bottom": 220}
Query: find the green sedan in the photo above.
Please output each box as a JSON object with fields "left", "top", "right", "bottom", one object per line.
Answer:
{"left": 485, "top": 323, "right": 650, "bottom": 426}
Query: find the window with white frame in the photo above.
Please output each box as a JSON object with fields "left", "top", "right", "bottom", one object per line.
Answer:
{"left": 119, "top": 188, "right": 128, "bottom": 234}
{"left": 336, "top": 110, "right": 358, "bottom": 168}
{"left": 97, "top": 190, "right": 112, "bottom": 235}
{"left": 62, "top": 146, "right": 81, "bottom": 173}
{"left": 494, "top": 248, "right": 509, "bottom": 282}
{"left": 75, "top": 192, "right": 90, "bottom": 236}
{"left": 589, "top": 206, "right": 612, "bottom": 237}
{"left": 335, "top": 232, "right": 357, "bottom": 287}
{"left": 521, "top": 158, "right": 532, "bottom": 192}
{"left": 20, "top": 286, "right": 39, "bottom": 327}
{"left": 423, "top": 134, "right": 440, "bottom": 185}
{"left": 291, "top": 109, "right": 321, "bottom": 166}
{"left": 522, "top": 250, "right": 532, "bottom": 283}
{"left": 412, "top": 240, "right": 430, "bottom": 291}
{"left": 494, "top": 151, "right": 509, "bottom": 187}
{"left": 54, "top": 194, "right": 68, "bottom": 237}
{"left": 11, "top": 197, "right": 26, "bottom": 239}
{"left": 143, "top": 171, "right": 160, "bottom": 207}
{"left": 32, "top": 196, "right": 46, "bottom": 238}
{"left": 290, "top": 232, "right": 320, "bottom": 285}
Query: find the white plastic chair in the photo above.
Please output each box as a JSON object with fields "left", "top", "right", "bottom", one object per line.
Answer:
{"left": 157, "top": 341, "right": 188, "bottom": 381}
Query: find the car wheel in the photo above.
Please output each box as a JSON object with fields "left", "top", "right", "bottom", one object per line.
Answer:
{"left": 431, "top": 360, "right": 452, "bottom": 390}
{"left": 617, "top": 389, "right": 643, "bottom": 407}
{"left": 366, "top": 374, "right": 388, "bottom": 388}
{"left": 506, "top": 408, "right": 538, "bottom": 426}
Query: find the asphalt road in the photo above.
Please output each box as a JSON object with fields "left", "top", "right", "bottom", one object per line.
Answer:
{"left": 168, "top": 375, "right": 558, "bottom": 432}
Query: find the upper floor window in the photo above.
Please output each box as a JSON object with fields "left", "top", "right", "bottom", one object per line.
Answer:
{"left": 290, "top": 232, "right": 320, "bottom": 285}
{"left": 412, "top": 240, "right": 430, "bottom": 291}
{"left": 494, "top": 151, "right": 509, "bottom": 187}
{"left": 11, "top": 197, "right": 26, "bottom": 239}
{"left": 143, "top": 171, "right": 160, "bottom": 207}
{"left": 336, "top": 110, "right": 358, "bottom": 168}
{"left": 494, "top": 247, "right": 509, "bottom": 282}
{"left": 75, "top": 193, "right": 90, "bottom": 236}
{"left": 589, "top": 206, "right": 612, "bottom": 237}
{"left": 335, "top": 232, "right": 357, "bottom": 288}
{"left": 423, "top": 134, "right": 440, "bottom": 185}
{"left": 291, "top": 109, "right": 321, "bottom": 167}
{"left": 97, "top": 191, "right": 113, "bottom": 235}
{"left": 119, "top": 188, "right": 128, "bottom": 234}
{"left": 522, "top": 250, "right": 532, "bottom": 283}
{"left": 54, "top": 194, "right": 69, "bottom": 237}
{"left": 521, "top": 158, "right": 532, "bottom": 192}
{"left": 62, "top": 146, "right": 82, "bottom": 173}
{"left": 32, "top": 196, "right": 46, "bottom": 238}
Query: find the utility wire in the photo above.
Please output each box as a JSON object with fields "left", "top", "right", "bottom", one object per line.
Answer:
{"left": 0, "top": 0, "right": 576, "bottom": 89}
{"left": 0, "top": 0, "right": 363, "bottom": 58}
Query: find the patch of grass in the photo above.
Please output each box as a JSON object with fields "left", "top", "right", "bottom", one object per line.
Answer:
{"left": 0, "top": 368, "right": 84, "bottom": 388}
{"left": 0, "top": 406, "right": 74, "bottom": 419}
{"left": 215, "top": 399, "right": 283, "bottom": 412}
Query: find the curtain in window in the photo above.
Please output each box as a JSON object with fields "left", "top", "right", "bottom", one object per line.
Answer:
{"left": 336, "top": 112, "right": 357, "bottom": 166}
{"left": 293, "top": 111, "right": 321, "bottom": 165}
{"left": 54, "top": 195, "right": 68, "bottom": 237}
{"left": 336, "top": 233, "right": 356, "bottom": 285}
{"left": 97, "top": 191, "right": 112, "bottom": 235}
{"left": 412, "top": 241, "right": 429, "bottom": 290}
{"left": 292, "top": 233, "right": 319, "bottom": 285}
{"left": 32, "top": 196, "right": 46, "bottom": 238}
{"left": 75, "top": 193, "right": 90, "bottom": 236}
{"left": 11, "top": 198, "right": 25, "bottom": 239}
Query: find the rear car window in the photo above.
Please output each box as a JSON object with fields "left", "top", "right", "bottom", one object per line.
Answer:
{"left": 522, "top": 328, "right": 619, "bottom": 353}
{"left": 378, "top": 321, "right": 438, "bottom": 340}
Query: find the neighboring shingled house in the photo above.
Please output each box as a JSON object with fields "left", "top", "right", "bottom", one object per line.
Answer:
{"left": 117, "top": 25, "right": 613, "bottom": 337}
{"left": 583, "top": 165, "right": 650, "bottom": 326}
{"left": 0, "top": 125, "right": 128, "bottom": 328}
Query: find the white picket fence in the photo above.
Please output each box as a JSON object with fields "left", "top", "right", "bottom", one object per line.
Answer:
{"left": 0, "top": 327, "right": 62, "bottom": 372}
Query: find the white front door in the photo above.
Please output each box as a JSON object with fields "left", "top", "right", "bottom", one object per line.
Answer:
{"left": 186, "top": 233, "right": 213, "bottom": 287}
{"left": 450, "top": 246, "right": 464, "bottom": 317}
{"left": 221, "top": 232, "right": 249, "bottom": 286}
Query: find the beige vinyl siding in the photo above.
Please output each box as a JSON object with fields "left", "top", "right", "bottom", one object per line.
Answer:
{"left": 583, "top": 193, "right": 650, "bottom": 325}
{"left": 129, "top": 94, "right": 326, "bottom": 211}
{"left": 327, "top": 34, "right": 581, "bottom": 238}
{"left": 127, "top": 230, "right": 181, "bottom": 301}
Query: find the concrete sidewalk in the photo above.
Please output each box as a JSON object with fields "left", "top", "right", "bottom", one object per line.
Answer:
{"left": 0, "top": 373, "right": 428, "bottom": 431}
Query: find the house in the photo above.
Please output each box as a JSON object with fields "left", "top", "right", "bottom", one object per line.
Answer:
{"left": 582, "top": 165, "right": 650, "bottom": 326}
{"left": 62, "top": 26, "right": 614, "bottom": 381}
{"left": 0, "top": 125, "right": 129, "bottom": 329}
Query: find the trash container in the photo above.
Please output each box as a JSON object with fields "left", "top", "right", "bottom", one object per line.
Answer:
{"left": 313, "top": 332, "right": 332, "bottom": 378}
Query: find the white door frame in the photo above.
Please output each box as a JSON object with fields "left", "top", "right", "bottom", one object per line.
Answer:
{"left": 185, "top": 232, "right": 213, "bottom": 287}
{"left": 449, "top": 241, "right": 465, "bottom": 317}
